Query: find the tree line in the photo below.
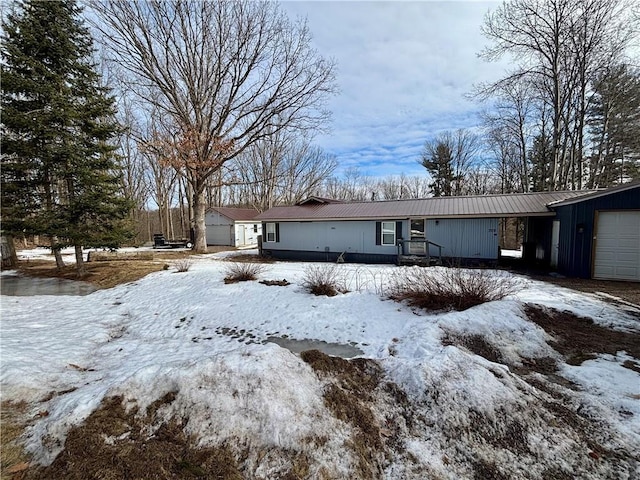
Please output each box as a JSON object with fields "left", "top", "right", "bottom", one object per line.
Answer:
{"left": 2, "top": 0, "right": 638, "bottom": 270}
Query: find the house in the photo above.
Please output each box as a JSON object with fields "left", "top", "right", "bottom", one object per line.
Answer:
{"left": 205, "top": 207, "right": 261, "bottom": 247}
{"left": 255, "top": 183, "right": 640, "bottom": 281}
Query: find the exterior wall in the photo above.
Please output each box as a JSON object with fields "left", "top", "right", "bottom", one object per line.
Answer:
{"left": 262, "top": 220, "right": 400, "bottom": 257}
{"left": 205, "top": 211, "right": 233, "bottom": 227}
{"left": 554, "top": 187, "right": 640, "bottom": 278}
{"left": 234, "top": 222, "right": 261, "bottom": 247}
{"left": 261, "top": 218, "right": 499, "bottom": 263}
{"left": 425, "top": 218, "right": 498, "bottom": 260}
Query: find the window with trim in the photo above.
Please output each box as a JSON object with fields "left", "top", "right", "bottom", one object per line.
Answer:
{"left": 253, "top": 224, "right": 258, "bottom": 233}
{"left": 266, "top": 222, "right": 276, "bottom": 242}
{"left": 382, "top": 221, "right": 395, "bottom": 245}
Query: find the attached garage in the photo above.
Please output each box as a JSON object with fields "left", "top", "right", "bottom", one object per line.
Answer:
{"left": 550, "top": 182, "right": 640, "bottom": 281}
{"left": 593, "top": 211, "right": 640, "bottom": 281}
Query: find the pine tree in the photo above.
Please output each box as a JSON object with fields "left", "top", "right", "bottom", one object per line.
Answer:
{"left": 586, "top": 65, "right": 640, "bottom": 188}
{"left": 422, "top": 142, "right": 455, "bottom": 197}
{"left": 1, "top": 0, "right": 133, "bottom": 275}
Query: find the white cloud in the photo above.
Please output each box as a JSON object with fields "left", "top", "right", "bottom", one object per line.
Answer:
{"left": 281, "top": 1, "right": 506, "bottom": 177}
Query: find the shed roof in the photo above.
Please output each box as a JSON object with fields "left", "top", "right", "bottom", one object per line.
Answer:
{"left": 256, "top": 191, "right": 594, "bottom": 221}
{"left": 207, "top": 207, "right": 260, "bottom": 222}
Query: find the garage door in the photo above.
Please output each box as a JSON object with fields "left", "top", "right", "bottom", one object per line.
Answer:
{"left": 593, "top": 211, "right": 640, "bottom": 281}
{"left": 206, "top": 225, "right": 232, "bottom": 246}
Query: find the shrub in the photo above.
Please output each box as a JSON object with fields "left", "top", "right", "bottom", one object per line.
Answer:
{"left": 388, "top": 267, "right": 519, "bottom": 312}
{"left": 223, "top": 262, "right": 267, "bottom": 284}
{"left": 173, "top": 257, "right": 192, "bottom": 273}
{"left": 302, "top": 264, "right": 344, "bottom": 296}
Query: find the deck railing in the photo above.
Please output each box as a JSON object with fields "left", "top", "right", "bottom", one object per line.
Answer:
{"left": 396, "top": 239, "right": 443, "bottom": 266}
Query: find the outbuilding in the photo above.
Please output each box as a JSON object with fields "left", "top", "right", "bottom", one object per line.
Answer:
{"left": 205, "top": 207, "right": 261, "bottom": 247}
{"left": 548, "top": 182, "right": 640, "bottom": 281}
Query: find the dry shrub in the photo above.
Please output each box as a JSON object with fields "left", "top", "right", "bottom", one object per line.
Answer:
{"left": 302, "top": 264, "right": 344, "bottom": 296}
{"left": 173, "top": 257, "right": 192, "bottom": 273}
{"left": 388, "top": 267, "right": 519, "bottom": 312}
{"left": 223, "top": 262, "right": 267, "bottom": 284}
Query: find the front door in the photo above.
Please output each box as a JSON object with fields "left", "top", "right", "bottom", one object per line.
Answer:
{"left": 237, "top": 225, "right": 245, "bottom": 246}
{"left": 409, "top": 219, "right": 426, "bottom": 254}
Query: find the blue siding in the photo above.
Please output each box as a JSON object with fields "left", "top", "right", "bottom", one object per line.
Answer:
{"left": 554, "top": 187, "right": 640, "bottom": 278}
{"left": 262, "top": 218, "right": 499, "bottom": 263}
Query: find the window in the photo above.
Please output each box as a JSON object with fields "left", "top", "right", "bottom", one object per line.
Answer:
{"left": 382, "top": 221, "right": 395, "bottom": 245}
{"left": 266, "top": 223, "right": 277, "bottom": 242}
{"left": 253, "top": 224, "right": 258, "bottom": 233}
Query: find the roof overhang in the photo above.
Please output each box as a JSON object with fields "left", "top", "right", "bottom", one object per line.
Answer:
{"left": 257, "top": 212, "right": 557, "bottom": 222}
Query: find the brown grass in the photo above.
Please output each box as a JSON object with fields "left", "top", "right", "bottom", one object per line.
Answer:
{"left": 524, "top": 304, "right": 640, "bottom": 363}
{"left": 24, "top": 396, "right": 243, "bottom": 480}
{"left": 1, "top": 401, "right": 31, "bottom": 480}
{"left": 16, "top": 260, "right": 167, "bottom": 289}
{"left": 300, "top": 350, "right": 386, "bottom": 478}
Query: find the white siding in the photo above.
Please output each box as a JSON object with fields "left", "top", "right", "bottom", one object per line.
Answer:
{"left": 593, "top": 211, "right": 640, "bottom": 281}
{"left": 234, "top": 222, "right": 261, "bottom": 247}
{"left": 207, "top": 225, "right": 233, "bottom": 246}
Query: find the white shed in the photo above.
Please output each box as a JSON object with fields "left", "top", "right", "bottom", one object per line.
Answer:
{"left": 205, "top": 207, "right": 261, "bottom": 247}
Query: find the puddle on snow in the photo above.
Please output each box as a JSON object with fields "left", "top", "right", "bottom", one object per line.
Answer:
{"left": 1, "top": 275, "right": 96, "bottom": 296}
{"left": 265, "top": 336, "right": 363, "bottom": 359}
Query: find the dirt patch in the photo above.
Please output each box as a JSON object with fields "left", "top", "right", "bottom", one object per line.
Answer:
{"left": 524, "top": 304, "right": 640, "bottom": 363}
{"left": 259, "top": 279, "right": 291, "bottom": 286}
{"left": 24, "top": 395, "right": 243, "bottom": 480}
{"left": 222, "top": 253, "right": 274, "bottom": 263}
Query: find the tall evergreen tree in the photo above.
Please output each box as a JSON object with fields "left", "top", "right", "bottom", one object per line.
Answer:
{"left": 586, "top": 64, "right": 640, "bottom": 187}
{"left": 421, "top": 142, "right": 455, "bottom": 197}
{"left": 1, "top": 0, "right": 133, "bottom": 275}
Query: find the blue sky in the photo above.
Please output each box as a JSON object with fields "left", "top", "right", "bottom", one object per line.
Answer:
{"left": 280, "top": 1, "right": 507, "bottom": 178}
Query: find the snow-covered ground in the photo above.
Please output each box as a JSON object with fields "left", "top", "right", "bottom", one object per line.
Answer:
{"left": 1, "top": 250, "right": 639, "bottom": 478}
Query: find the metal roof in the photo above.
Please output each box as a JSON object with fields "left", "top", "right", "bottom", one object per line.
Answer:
{"left": 549, "top": 182, "right": 639, "bottom": 207}
{"left": 255, "top": 191, "right": 594, "bottom": 221}
{"left": 207, "top": 207, "right": 260, "bottom": 222}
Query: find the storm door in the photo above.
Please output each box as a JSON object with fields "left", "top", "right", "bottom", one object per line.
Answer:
{"left": 409, "top": 219, "right": 426, "bottom": 254}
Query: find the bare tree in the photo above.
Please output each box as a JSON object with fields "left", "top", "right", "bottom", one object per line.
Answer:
{"left": 91, "top": 0, "right": 336, "bottom": 252}
{"left": 232, "top": 131, "right": 336, "bottom": 210}
{"left": 480, "top": 0, "right": 636, "bottom": 190}
{"left": 480, "top": 80, "right": 536, "bottom": 192}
